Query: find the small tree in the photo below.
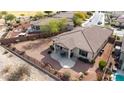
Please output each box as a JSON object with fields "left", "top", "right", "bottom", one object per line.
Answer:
{"left": 40, "top": 25, "right": 50, "bottom": 33}
{"left": 87, "top": 12, "right": 93, "bottom": 16}
{"left": 116, "top": 36, "right": 120, "bottom": 40}
{"left": 58, "top": 18, "right": 67, "bottom": 31}
{"left": 61, "top": 72, "right": 71, "bottom": 81}
{"left": 73, "top": 16, "right": 83, "bottom": 26}
{"left": 73, "top": 12, "right": 89, "bottom": 26}
{"left": 34, "top": 12, "right": 44, "bottom": 19}
{"left": 99, "top": 60, "right": 107, "bottom": 71}
{"left": 48, "top": 20, "right": 60, "bottom": 33}
{"left": 4, "top": 14, "right": 16, "bottom": 22}
{"left": 74, "top": 12, "right": 88, "bottom": 20}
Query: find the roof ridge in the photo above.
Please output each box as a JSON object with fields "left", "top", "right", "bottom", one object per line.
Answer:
{"left": 57, "top": 28, "right": 82, "bottom": 37}
{"left": 81, "top": 29, "right": 94, "bottom": 53}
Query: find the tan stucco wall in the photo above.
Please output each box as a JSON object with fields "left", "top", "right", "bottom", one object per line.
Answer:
{"left": 72, "top": 48, "right": 93, "bottom": 61}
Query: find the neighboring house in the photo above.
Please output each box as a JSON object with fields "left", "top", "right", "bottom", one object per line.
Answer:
{"left": 111, "top": 11, "right": 124, "bottom": 18}
{"left": 26, "top": 25, "right": 40, "bottom": 34}
{"left": 52, "top": 26, "right": 113, "bottom": 61}
{"left": 30, "top": 11, "right": 75, "bottom": 32}
{"left": 6, "top": 22, "right": 31, "bottom": 38}
{"left": 114, "top": 15, "right": 124, "bottom": 28}
{"left": 119, "top": 37, "right": 124, "bottom": 71}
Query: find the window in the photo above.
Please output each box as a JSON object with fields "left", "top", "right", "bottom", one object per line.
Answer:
{"left": 79, "top": 49, "right": 88, "bottom": 57}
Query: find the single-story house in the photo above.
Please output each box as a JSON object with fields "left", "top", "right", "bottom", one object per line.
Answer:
{"left": 52, "top": 26, "right": 113, "bottom": 62}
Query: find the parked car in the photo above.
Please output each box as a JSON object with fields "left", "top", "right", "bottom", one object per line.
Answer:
{"left": 15, "top": 33, "right": 26, "bottom": 37}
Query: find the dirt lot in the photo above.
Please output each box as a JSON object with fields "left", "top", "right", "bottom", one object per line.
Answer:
{"left": 12, "top": 39, "right": 113, "bottom": 81}
{"left": 0, "top": 46, "right": 55, "bottom": 81}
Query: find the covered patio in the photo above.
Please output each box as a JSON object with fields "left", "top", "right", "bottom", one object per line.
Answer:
{"left": 51, "top": 44, "right": 76, "bottom": 68}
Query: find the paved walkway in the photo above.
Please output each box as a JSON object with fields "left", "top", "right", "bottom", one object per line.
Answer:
{"left": 83, "top": 43, "right": 113, "bottom": 80}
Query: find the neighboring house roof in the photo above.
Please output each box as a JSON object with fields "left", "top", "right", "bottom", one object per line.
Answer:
{"left": 53, "top": 11, "right": 75, "bottom": 19}
{"left": 30, "top": 18, "right": 58, "bottom": 26}
{"left": 112, "top": 11, "right": 124, "bottom": 18}
{"left": 30, "top": 17, "right": 74, "bottom": 26}
{"left": 30, "top": 12, "right": 75, "bottom": 26}
{"left": 53, "top": 26, "right": 113, "bottom": 53}
{"left": 117, "top": 18, "right": 124, "bottom": 23}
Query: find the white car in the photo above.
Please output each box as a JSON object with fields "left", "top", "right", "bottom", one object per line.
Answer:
{"left": 15, "top": 33, "right": 26, "bottom": 37}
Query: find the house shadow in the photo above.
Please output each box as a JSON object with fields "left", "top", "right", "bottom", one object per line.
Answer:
{"left": 40, "top": 48, "right": 62, "bottom": 70}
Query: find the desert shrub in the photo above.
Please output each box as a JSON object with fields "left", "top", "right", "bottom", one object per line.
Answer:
{"left": 99, "top": 60, "right": 107, "bottom": 71}
{"left": 84, "top": 71, "right": 88, "bottom": 75}
{"left": 97, "top": 74, "right": 102, "bottom": 81}
{"left": 53, "top": 70, "right": 58, "bottom": 75}
{"left": 7, "top": 65, "right": 30, "bottom": 81}
{"left": 79, "top": 74, "right": 84, "bottom": 80}
{"left": 11, "top": 47, "right": 16, "bottom": 51}
{"left": 2, "top": 50, "right": 8, "bottom": 55}
{"left": 8, "top": 54, "right": 13, "bottom": 58}
{"left": 50, "top": 45, "right": 54, "bottom": 50}
{"left": 19, "top": 51, "right": 25, "bottom": 55}
{"left": 106, "top": 68, "right": 113, "bottom": 75}
{"left": 87, "top": 12, "right": 93, "bottom": 16}
{"left": 91, "top": 60, "right": 95, "bottom": 64}
{"left": 1, "top": 65, "right": 12, "bottom": 75}
{"left": 116, "top": 36, "right": 120, "bottom": 40}
{"left": 48, "top": 51, "right": 52, "bottom": 54}
{"left": 61, "top": 72, "right": 71, "bottom": 81}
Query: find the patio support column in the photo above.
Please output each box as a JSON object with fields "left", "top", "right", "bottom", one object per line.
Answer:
{"left": 68, "top": 49, "right": 71, "bottom": 59}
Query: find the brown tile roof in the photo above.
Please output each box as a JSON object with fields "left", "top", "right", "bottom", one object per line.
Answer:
{"left": 53, "top": 26, "right": 113, "bottom": 53}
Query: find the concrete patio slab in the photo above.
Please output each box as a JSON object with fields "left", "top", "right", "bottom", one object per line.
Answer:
{"left": 51, "top": 52, "right": 76, "bottom": 68}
